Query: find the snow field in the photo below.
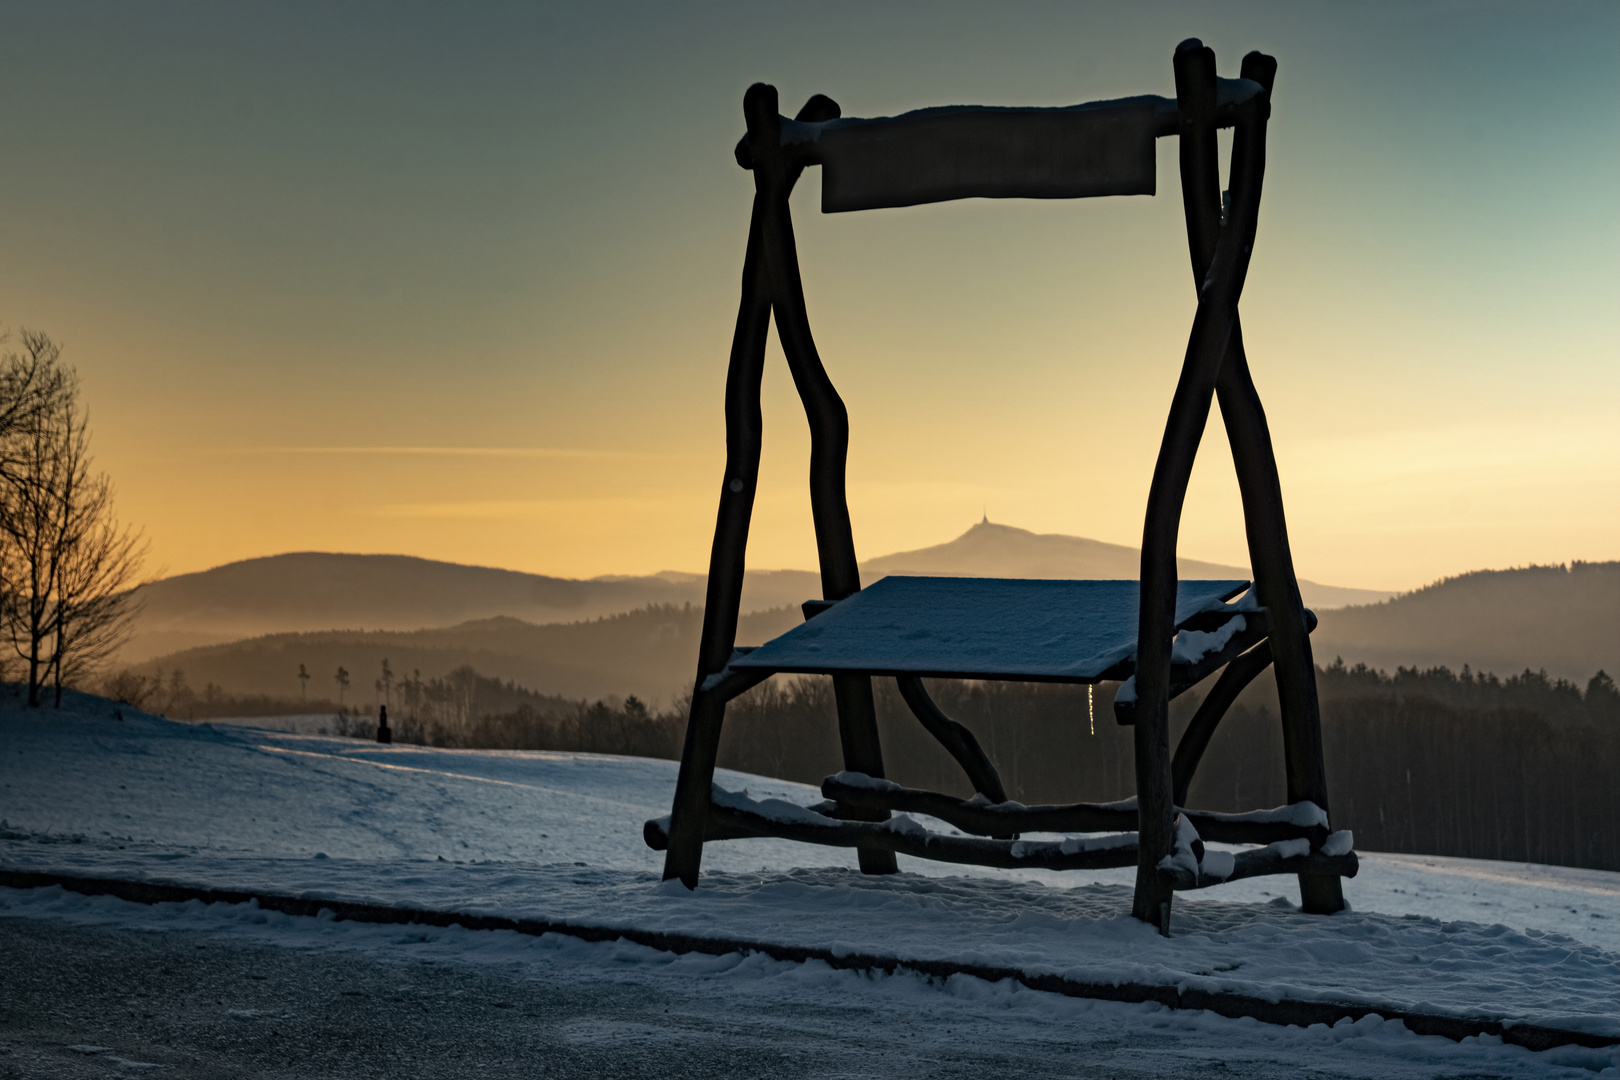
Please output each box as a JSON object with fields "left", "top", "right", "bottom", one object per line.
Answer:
{"left": 3, "top": 693, "right": 1618, "bottom": 1074}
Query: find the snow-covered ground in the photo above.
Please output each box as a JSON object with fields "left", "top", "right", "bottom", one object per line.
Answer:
{"left": 3, "top": 693, "right": 1617, "bottom": 1077}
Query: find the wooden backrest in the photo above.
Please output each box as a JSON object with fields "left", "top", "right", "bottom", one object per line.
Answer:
{"left": 812, "top": 100, "right": 1160, "bottom": 210}
{"left": 735, "top": 78, "right": 1264, "bottom": 213}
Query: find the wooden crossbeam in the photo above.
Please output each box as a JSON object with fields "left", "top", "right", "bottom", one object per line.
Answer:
{"left": 820, "top": 774, "right": 1328, "bottom": 846}
{"left": 643, "top": 797, "right": 1356, "bottom": 890}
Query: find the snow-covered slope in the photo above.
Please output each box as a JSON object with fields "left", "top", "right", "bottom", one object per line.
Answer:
{"left": 4, "top": 693, "right": 1617, "bottom": 1067}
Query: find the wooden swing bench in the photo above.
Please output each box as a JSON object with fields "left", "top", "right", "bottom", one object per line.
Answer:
{"left": 646, "top": 40, "right": 1357, "bottom": 933}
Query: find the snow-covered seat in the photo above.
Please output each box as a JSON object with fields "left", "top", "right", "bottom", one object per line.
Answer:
{"left": 651, "top": 40, "right": 1356, "bottom": 933}
{"left": 729, "top": 577, "right": 1253, "bottom": 685}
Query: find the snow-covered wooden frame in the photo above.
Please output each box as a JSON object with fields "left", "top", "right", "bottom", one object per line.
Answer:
{"left": 651, "top": 42, "right": 1353, "bottom": 933}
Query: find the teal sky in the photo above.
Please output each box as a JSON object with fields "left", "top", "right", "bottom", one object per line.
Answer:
{"left": 2, "top": 1, "right": 1616, "bottom": 589}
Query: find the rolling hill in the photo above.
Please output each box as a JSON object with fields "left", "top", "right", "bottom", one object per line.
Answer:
{"left": 134, "top": 605, "right": 805, "bottom": 707}
{"left": 120, "top": 521, "right": 1391, "bottom": 663}
{"left": 1311, "top": 561, "right": 1619, "bottom": 686}
{"left": 119, "top": 554, "right": 819, "bottom": 663}
{"left": 129, "top": 522, "right": 1620, "bottom": 708}
{"left": 130, "top": 561, "right": 1617, "bottom": 712}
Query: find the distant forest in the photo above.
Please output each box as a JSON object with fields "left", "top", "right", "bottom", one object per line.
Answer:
{"left": 714, "top": 661, "right": 1620, "bottom": 872}
{"left": 131, "top": 656, "right": 1620, "bottom": 874}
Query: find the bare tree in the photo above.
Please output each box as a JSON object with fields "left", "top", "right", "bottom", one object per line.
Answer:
{"left": 0, "top": 329, "right": 74, "bottom": 485}
{"left": 335, "top": 665, "right": 350, "bottom": 709}
{"left": 0, "top": 328, "right": 74, "bottom": 688}
{"left": 0, "top": 368, "right": 76, "bottom": 703}
{"left": 0, "top": 328, "right": 146, "bottom": 706}
{"left": 298, "top": 663, "right": 310, "bottom": 703}
{"left": 49, "top": 470, "right": 147, "bottom": 706}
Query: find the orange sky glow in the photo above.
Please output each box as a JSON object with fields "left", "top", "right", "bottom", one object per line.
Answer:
{"left": 3, "top": 2, "right": 1615, "bottom": 592}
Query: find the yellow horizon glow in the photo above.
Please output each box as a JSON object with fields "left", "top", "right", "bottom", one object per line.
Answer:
{"left": 5, "top": 4, "right": 1616, "bottom": 592}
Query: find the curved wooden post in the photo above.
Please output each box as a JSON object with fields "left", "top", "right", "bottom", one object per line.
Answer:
{"left": 1219, "top": 335, "right": 1343, "bottom": 913}
{"left": 1171, "top": 642, "right": 1273, "bottom": 807}
{"left": 1170, "top": 608, "right": 1320, "bottom": 807}
{"left": 661, "top": 152, "right": 774, "bottom": 889}
{"left": 668, "top": 84, "right": 901, "bottom": 886}
{"left": 895, "top": 676, "right": 1008, "bottom": 804}
{"left": 746, "top": 84, "right": 896, "bottom": 876}
{"left": 1175, "top": 50, "right": 1346, "bottom": 915}
{"left": 1133, "top": 42, "right": 1270, "bottom": 931}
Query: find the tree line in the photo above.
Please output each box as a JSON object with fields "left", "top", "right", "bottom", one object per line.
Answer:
{"left": 228, "top": 653, "right": 1620, "bottom": 873}
{"left": 1184, "top": 662, "right": 1619, "bottom": 871}
{"left": 0, "top": 328, "right": 143, "bottom": 707}
{"left": 108, "top": 660, "right": 677, "bottom": 759}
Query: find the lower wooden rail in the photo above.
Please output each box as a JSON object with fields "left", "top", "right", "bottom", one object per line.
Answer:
{"left": 645, "top": 800, "right": 1139, "bottom": 872}
{"left": 642, "top": 790, "right": 1358, "bottom": 889}
{"left": 821, "top": 773, "right": 1330, "bottom": 846}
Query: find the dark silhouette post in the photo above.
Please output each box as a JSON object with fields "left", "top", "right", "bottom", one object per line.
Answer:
{"left": 376, "top": 704, "right": 391, "bottom": 744}
{"left": 747, "top": 84, "right": 895, "bottom": 877}
{"left": 1170, "top": 44, "right": 1345, "bottom": 916}
{"left": 664, "top": 85, "right": 895, "bottom": 889}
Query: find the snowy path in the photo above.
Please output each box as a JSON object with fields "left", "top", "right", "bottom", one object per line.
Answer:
{"left": 3, "top": 696, "right": 1618, "bottom": 1076}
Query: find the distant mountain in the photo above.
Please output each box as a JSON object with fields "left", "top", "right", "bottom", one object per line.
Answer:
{"left": 134, "top": 561, "right": 1618, "bottom": 710}
{"left": 866, "top": 521, "right": 1392, "bottom": 609}
{"left": 119, "top": 522, "right": 1390, "bottom": 663}
{"left": 119, "top": 553, "right": 818, "bottom": 664}
{"left": 1312, "top": 562, "right": 1619, "bottom": 686}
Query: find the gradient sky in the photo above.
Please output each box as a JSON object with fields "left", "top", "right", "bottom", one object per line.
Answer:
{"left": 2, "top": 1, "right": 1615, "bottom": 591}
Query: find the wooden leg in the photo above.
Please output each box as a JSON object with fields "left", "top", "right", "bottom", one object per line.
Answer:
{"left": 662, "top": 690, "right": 727, "bottom": 888}
{"left": 1297, "top": 864, "right": 1346, "bottom": 914}
{"left": 1166, "top": 41, "right": 1340, "bottom": 917}
{"left": 1127, "top": 37, "right": 1231, "bottom": 935}
{"left": 1217, "top": 332, "right": 1346, "bottom": 915}
{"left": 833, "top": 673, "right": 898, "bottom": 875}
{"left": 1131, "top": 677, "right": 1177, "bottom": 934}
{"left": 744, "top": 87, "right": 893, "bottom": 878}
